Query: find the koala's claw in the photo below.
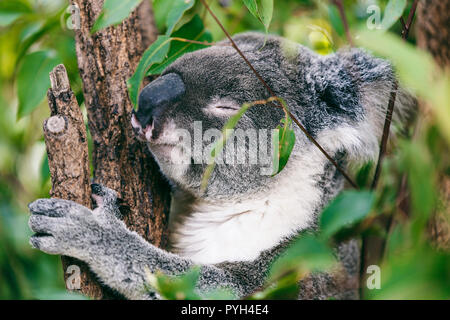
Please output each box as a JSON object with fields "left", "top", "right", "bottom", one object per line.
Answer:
{"left": 90, "top": 183, "right": 123, "bottom": 219}
{"left": 91, "top": 183, "right": 118, "bottom": 206}
{"left": 91, "top": 183, "right": 116, "bottom": 197}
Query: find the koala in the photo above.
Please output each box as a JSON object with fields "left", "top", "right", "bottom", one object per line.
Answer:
{"left": 28, "top": 32, "right": 415, "bottom": 300}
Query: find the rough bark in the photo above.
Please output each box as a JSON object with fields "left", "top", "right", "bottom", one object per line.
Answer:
{"left": 44, "top": 64, "right": 105, "bottom": 298}
{"left": 416, "top": 0, "right": 450, "bottom": 68}
{"left": 73, "top": 3, "right": 171, "bottom": 243}
{"left": 42, "top": 0, "right": 171, "bottom": 299}
{"left": 416, "top": 0, "right": 450, "bottom": 250}
{"left": 69, "top": 0, "right": 170, "bottom": 253}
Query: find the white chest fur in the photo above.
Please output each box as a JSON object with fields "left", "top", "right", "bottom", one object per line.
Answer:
{"left": 168, "top": 151, "right": 327, "bottom": 265}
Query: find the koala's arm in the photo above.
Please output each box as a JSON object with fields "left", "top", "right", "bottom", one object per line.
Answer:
{"left": 27, "top": 186, "right": 245, "bottom": 300}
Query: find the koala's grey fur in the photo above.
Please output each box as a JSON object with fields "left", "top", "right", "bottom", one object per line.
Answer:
{"left": 28, "top": 33, "right": 415, "bottom": 300}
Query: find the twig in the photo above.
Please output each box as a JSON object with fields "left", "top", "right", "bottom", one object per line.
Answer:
{"left": 361, "top": 0, "right": 419, "bottom": 298}
{"left": 371, "top": 81, "right": 398, "bottom": 189}
{"left": 402, "top": 0, "right": 419, "bottom": 40}
{"left": 171, "top": 37, "right": 217, "bottom": 46}
{"left": 199, "top": 0, "right": 358, "bottom": 188}
{"left": 400, "top": 17, "right": 407, "bottom": 31}
{"left": 371, "top": 0, "right": 419, "bottom": 189}
{"left": 331, "top": 0, "right": 354, "bottom": 46}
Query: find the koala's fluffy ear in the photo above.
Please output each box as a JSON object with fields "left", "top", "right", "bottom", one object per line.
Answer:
{"left": 315, "top": 48, "right": 417, "bottom": 163}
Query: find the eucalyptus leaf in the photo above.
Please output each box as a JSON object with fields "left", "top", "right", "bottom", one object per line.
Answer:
{"left": 91, "top": 0, "right": 143, "bottom": 33}
{"left": 128, "top": 35, "right": 172, "bottom": 108}
{"left": 328, "top": 5, "right": 344, "bottom": 37}
{"left": 17, "top": 51, "right": 59, "bottom": 119}
{"left": 153, "top": 267, "right": 201, "bottom": 300}
{"left": 357, "top": 30, "right": 450, "bottom": 144}
{"left": 242, "top": 0, "right": 258, "bottom": 17}
{"left": 400, "top": 142, "right": 436, "bottom": 241}
{"left": 269, "top": 235, "right": 336, "bottom": 281}
{"left": 272, "top": 117, "right": 295, "bottom": 176}
{"left": 165, "top": 0, "right": 195, "bottom": 36}
{"left": 380, "top": 0, "right": 407, "bottom": 31}
{"left": 0, "top": 1, "right": 32, "bottom": 27}
{"left": 153, "top": 0, "right": 174, "bottom": 31}
{"left": 258, "top": 0, "right": 273, "bottom": 33}
{"left": 201, "top": 102, "right": 253, "bottom": 191}
{"left": 320, "top": 190, "right": 375, "bottom": 239}
{"left": 148, "top": 15, "right": 212, "bottom": 75}
{"left": 356, "top": 30, "right": 435, "bottom": 102}
{"left": 242, "top": 0, "right": 273, "bottom": 33}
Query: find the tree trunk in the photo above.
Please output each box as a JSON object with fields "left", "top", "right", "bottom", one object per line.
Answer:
{"left": 416, "top": 0, "right": 450, "bottom": 69}
{"left": 47, "top": 0, "right": 171, "bottom": 299}
{"left": 416, "top": 0, "right": 450, "bottom": 250}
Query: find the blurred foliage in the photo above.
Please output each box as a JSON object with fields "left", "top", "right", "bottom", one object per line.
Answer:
{"left": 0, "top": 0, "right": 84, "bottom": 299}
{"left": 0, "top": 0, "right": 449, "bottom": 300}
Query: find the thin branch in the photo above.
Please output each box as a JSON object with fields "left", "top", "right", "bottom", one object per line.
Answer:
{"left": 171, "top": 37, "right": 218, "bottom": 46}
{"left": 400, "top": 17, "right": 407, "bottom": 31}
{"left": 361, "top": 0, "right": 419, "bottom": 299}
{"left": 371, "top": 0, "right": 419, "bottom": 189}
{"left": 199, "top": 0, "right": 358, "bottom": 188}
{"left": 371, "top": 81, "right": 398, "bottom": 189}
{"left": 331, "top": 0, "right": 354, "bottom": 46}
{"left": 402, "top": 0, "right": 419, "bottom": 40}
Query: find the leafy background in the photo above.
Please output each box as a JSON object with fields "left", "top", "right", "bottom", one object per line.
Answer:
{"left": 0, "top": 0, "right": 449, "bottom": 299}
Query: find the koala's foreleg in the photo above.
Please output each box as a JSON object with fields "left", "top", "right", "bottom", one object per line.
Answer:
{"left": 28, "top": 184, "right": 239, "bottom": 300}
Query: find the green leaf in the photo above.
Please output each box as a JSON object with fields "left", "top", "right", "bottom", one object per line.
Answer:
{"left": 243, "top": 0, "right": 273, "bottom": 33}
{"left": 328, "top": 5, "right": 344, "bottom": 37}
{"left": 366, "top": 246, "right": 450, "bottom": 299}
{"left": 380, "top": 0, "right": 407, "bottom": 31}
{"left": 201, "top": 288, "right": 237, "bottom": 300}
{"left": 0, "top": 1, "right": 32, "bottom": 27}
{"left": 91, "top": 0, "right": 143, "bottom": 33}
{"left": 355, "top": 30, "right": 450, "bottom": 143}
{"left": 399, "top": 142, "right": 436, "bottom": 242}
{"left": 149, "top": 267, "right": 202, "bottom": 300}
{"left": 355, "top": 30, "right": 435, "bottom": 102}
{"left": 148, "top": 15, "right": 212, "bottom": 75}
{"left": 17, "top": 51, "right": 59, "bottom": 119}
{"left": 153, "top": 0, "right": 174, "bottom": 31}
{"left": 250, "top": 272, "right": 299, "bottom": 300}
{"left": 40, "top": 154, "right": 50, "bottom": 187}
{"left": 320, "top": 191, "right": 375, "bottom": 239}
{"left": 269, "top": 235, "right": 336, "bottom": 281}
{"left": 16, "top": 17, "right": 61, "bottom": 67}
{"left": 242, "top": 0, "right": 258, "bottom": 17}
{"left": 201, "top": 102, "right": 253, "bottom": 191}
{"left": 272, "top": 116, "right": 295, "bottom": 176}
{"left": 165, "top": 0, "right": 195, "bottom": 36}
{"left": 127, "top": 35, "right": 172, "bottom": 108}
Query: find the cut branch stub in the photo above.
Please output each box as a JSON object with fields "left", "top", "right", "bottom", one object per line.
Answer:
{"left": 44, "top": 64, "right": 108, "bottom": 299}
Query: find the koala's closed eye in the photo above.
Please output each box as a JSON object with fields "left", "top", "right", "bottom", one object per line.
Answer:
{"left": 217, "top": 105, "right": 238, "bottom": 110}
{"left": 205, "top": 100, "right": 241, "bottom": 116}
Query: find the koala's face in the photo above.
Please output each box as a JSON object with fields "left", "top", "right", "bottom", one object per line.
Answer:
{"left": 132, "top": 33, "right": 295, "bottom": 199}
{"left": 131, "top": 32, "right": 414, "bottom": 199}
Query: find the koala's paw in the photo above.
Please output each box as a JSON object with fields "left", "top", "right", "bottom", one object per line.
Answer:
{"left": 28, "top": 198, "right": 96, "bottom": 256}
{"left": 91, "top": 183, "right": 126, "bottom": 219}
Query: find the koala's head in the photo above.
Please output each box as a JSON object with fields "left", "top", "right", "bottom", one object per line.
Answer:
{"left": 131, "top": 32, "right": 415, "bottom": 200}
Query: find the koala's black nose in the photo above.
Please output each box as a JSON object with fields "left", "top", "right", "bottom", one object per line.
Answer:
{"left": 135, "top": 73, "right": 185, "bottom": 128}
